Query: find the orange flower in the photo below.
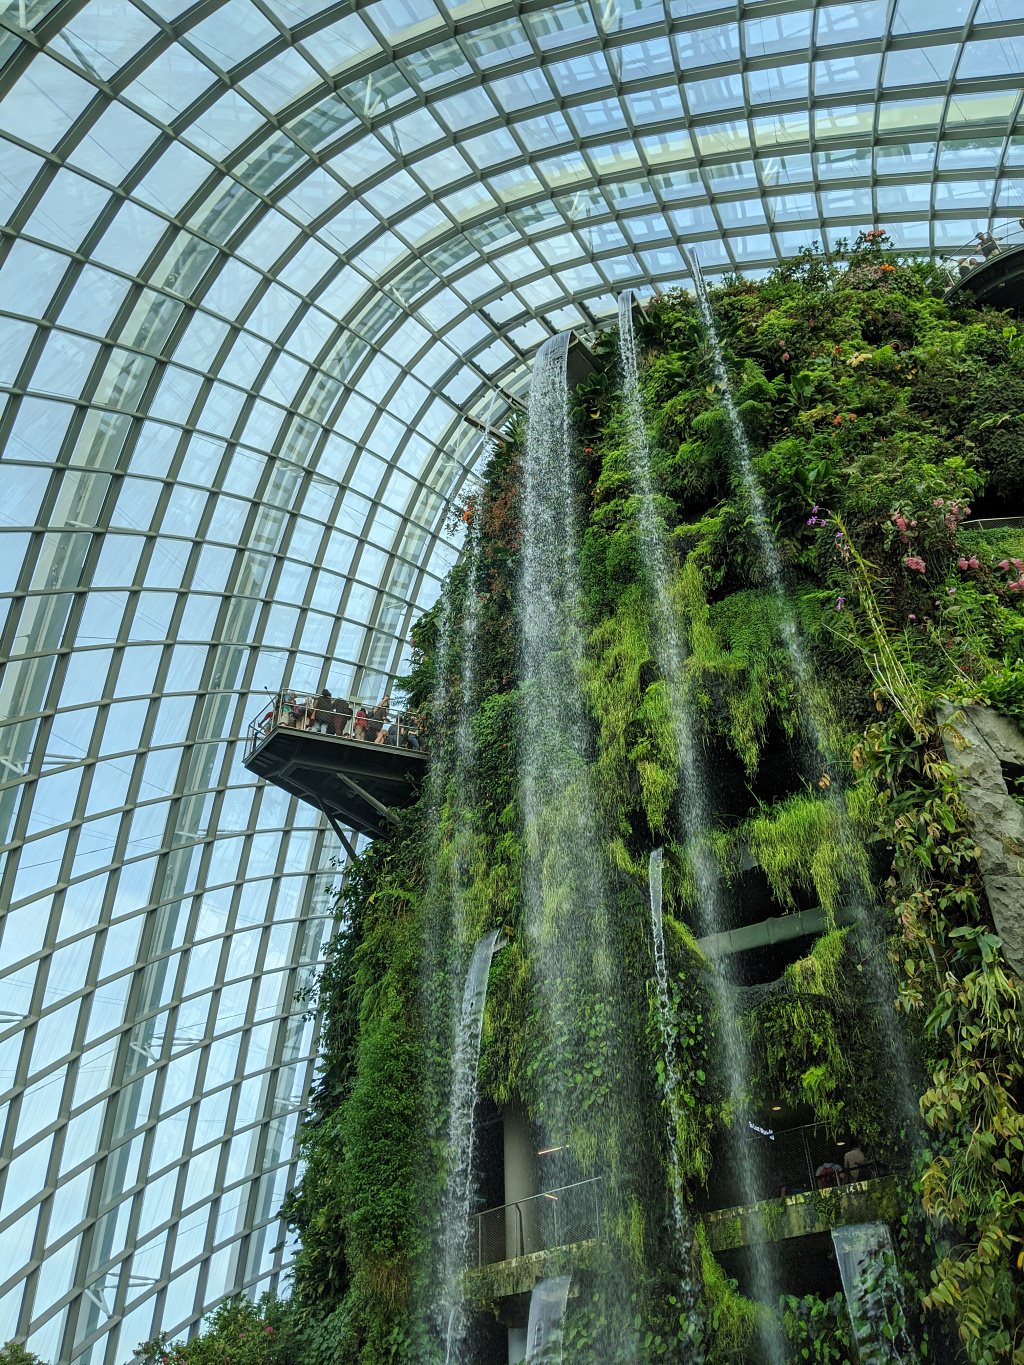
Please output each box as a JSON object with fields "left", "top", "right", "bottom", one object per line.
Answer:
{"left": 880, "top": 263, "right": 895, "bottom": 272}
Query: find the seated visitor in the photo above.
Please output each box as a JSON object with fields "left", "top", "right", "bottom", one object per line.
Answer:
{"left": 958, "top": 257, "right": 976, "bottom": 278}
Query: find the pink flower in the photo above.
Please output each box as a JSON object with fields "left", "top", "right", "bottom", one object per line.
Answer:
{"left": 904, "top": 555, "right": 926, "bottom": 573}
{"left": 957, "top": 558, "right": 970, "bottom": 571}
{"left": 934, "top": 498, "right": 944, "bottom": 507}
{"left": 782, "top": 351, "right": 790, "bottom": 361}
{"left": 999, "top": 560, "right": 1011, "bottom": 570}
{"left": 969, "top": 557, "right": 979, "bottom": 569}
{"left": 908, "top": 614, "right": 917, "bottom": 621}
{"left": 893, "top": 514, "right": 908, "bottom": 532}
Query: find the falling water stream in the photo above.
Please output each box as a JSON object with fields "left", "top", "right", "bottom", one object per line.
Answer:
{"left": 619, "top": 296, "right": 785, "bottom": 1361}
{"left": 420, "top": 520, "right": 500, "bottom": 1359}
{"left": 454, "top": 510, "right": 483, "bottom": 794}
{"left": 683, "top": 253, "right": 922, "bottom": 1139}
{"left": 683, "top": 258, "right": 818, "bottom": 702}
{"left": 440, "top": 929, "right": 505, "bottom": 1364}
{"left": 648, "top": 848, "right": 687, "bottom": 1240}
{"left": 519, "top": 332, "right": 615, "bottom": 1140}
{"left": 518, "top": 332, "right": 639, "bottom": 1361}
{"left": 524, "top": 1275, "right": 572, "bottom": 1365}
{"left": 832, "top": 1223, "right": 914, "bottom": 1364}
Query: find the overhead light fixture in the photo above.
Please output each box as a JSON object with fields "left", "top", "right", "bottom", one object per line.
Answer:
{"left": 537, "top": 1145, "right": 567, "bottom": 1156}
{"left": 771, "top": 1105, "right": 782, "bottom": 1112}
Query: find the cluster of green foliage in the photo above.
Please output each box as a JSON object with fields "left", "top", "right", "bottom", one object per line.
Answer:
{"left": 167, "top": 234, "right": 1022, "bottom": 1364}
{"left": 780, "top": 1293, "right": 854, "bottom": 1363}
{"left": 1, "top": 1344, "right": 48, "bottom": 1365}
{"left": 133, "top": 1298, "right": 303, "bottom": 1365}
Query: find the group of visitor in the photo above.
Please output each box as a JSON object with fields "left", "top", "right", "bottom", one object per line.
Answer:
{"left": 813, "top": 1142, "right": 870, "bottom": 1190}
{"left": 775, "top": 1141, "right": 873, "bottom": 1199}
{"left": 264, "top": 688, "right": 423, "bottom": 749}
{"left": 955, "top": 222, "right": 1024, "bottom": 278}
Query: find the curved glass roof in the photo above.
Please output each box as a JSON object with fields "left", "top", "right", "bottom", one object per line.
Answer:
{"left": 1, "top": 1, "right": 1022, "bottom": 1361}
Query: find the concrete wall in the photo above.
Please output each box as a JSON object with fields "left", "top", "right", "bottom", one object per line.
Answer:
{"left": 503, "top": 1104, "right": 540, "bottom": 1258}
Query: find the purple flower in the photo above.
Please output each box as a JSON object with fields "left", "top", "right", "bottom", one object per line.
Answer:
{"left": 908, "top": 614, "right": 917, "bottom": 621}
{"left": 835, "top": 597, "right": 845, "bottom": 610}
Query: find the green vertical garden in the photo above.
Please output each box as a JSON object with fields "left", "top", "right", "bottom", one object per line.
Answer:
{"left": 150, "top": 237, "right": 1023, "bottom": 1365}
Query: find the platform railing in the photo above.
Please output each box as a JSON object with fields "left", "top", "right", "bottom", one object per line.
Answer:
{"left": 940, "top": 218, "right": 1024, "bottom": 286}
{"left": 245, "top": 693, "right": 425, "bottom": 758}
{"left": 705, "top": 1121, "right": 882, "bottom": 1212}
{"left": 471, "top": 1176, "right": 604, "bottom": 1268}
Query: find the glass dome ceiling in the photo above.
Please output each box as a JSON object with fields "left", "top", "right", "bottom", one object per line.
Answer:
{"left": 0, "top": 0, "right": 1022, "bottom": 1361}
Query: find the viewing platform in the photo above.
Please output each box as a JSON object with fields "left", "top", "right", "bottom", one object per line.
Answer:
{"left": 942, "top": 222, "right": 1024, "bottom": 315}
{"left": 462, "top": 1138, "right": 891, "bottom": 1300}
{"left": 705, "top": 1175, "right": 896, "bottom": 1253}
{"left": 466, "top": 1177, "right": 602, "bottom": 1303}
{"left": 243, "top": 693, "right": 427, "bottom": 848}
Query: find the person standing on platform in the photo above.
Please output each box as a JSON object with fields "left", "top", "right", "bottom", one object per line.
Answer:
{"left": 314, "top": 688, "right": 333, "bottom": 733}
{"left": 332, "top": 695, "right": 352, "bottom": 737}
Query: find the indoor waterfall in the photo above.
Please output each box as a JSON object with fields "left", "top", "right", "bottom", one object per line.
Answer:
{"left": 683, "top": 253, "right": 923, "bottom": 1139}
{"left": 519, "top": 329, "right": 614, "bottom": 1146}
{"left": 523, "top": 1275, "right": 572, "bottom": 1365}
{"left": 421, "top": 515, "right": 485, "bottom": 1022}
{"left": 682, "top": 255, "right": 822, "bottom": 712}
{"left": 454, "top": 508, "right": 484, "bottom": 798}
{"left": 517, "top": 332, "right": 638, "bottom": 1360}
{"left": 439, "top": 929, "right": 505, "bottom": 1364}
{"left": 648, "top": 848, "right": 687, "bottom": 1239}
{"left": 418, "top": 523, "right": 494, "bottom": 1358}
{"left": 832, "top": 1223, "right": 914, "bottom": 1365}
{"left": 619, "top": 296, "right": 786, "bottom": 1362}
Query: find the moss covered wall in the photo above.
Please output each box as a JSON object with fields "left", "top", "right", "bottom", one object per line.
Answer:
{"left": 154, "top": 238, "right": 1024, "bottom": 1365}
